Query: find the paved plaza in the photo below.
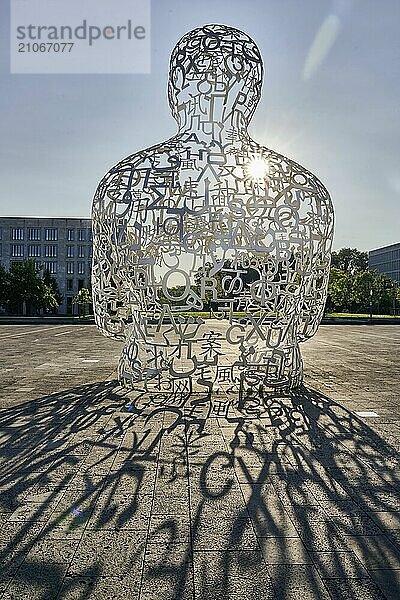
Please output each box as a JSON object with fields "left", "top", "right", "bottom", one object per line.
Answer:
{"left": 0, "top": 324, "right": 399, "bottom": 599}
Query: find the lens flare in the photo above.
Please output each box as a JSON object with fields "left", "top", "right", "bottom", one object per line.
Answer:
{"left": 303, "top": 14, "right": 341, "bottom": 80}
{"left": 246, "top": 156, "right": 269, "bottom": 181}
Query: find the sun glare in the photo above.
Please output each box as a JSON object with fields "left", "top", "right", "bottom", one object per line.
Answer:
{"left": 246, "top": 156, "right": 269, "bottom": 181}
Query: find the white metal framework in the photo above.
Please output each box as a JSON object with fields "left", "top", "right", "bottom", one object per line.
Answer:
{"left": 92, "top": 24, "right": 334, "bottom": 399}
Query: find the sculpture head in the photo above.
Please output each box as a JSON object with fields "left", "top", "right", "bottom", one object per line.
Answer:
{"left": 168, "top": 24, "right": 263, "bottom": 131}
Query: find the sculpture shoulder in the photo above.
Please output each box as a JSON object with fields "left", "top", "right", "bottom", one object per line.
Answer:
{"left": 255, "top": 144, "right": 333, "bottom": 209}
{"left": 93, "top": 136, "right": 180, "bottom": 202}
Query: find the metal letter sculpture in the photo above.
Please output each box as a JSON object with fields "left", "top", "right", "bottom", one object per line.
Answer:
{"left": 92, "top": 24, "right": 334, "bottom": 402}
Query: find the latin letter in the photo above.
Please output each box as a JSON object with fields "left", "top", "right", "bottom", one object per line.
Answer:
{"left": 226, "top": 324, "right": 245, "bottom": 345}
{"left": 16, "top": 26, "right": 25, "bottom": 40}
{"left": 134, "top": 26, "right": 146, "bottom": 40}
{"left": 103, "top": 26, "right": 114, "bottom": 39}
{"left": 162, "top": 269, "right": 190, "bottom": 301}
{"left": 89, "top": 26, "right": 101, "bottom": 45}
{"left": 75, "top": 20, "right": 87, "bottom": 40}
{"left": 116, "top": 25, "right": 127, "bottom": 39}
{"left": 27, "top": 25, "right": 36, "bottom": 39}
{"left": 37, "top": 25, "right": 47, "bottom": 39}
{"left": 60, "top": 25, "right": 72, "bottom": 40}
{"left": 47, "top": 26, "right": 59, "bottom": 40}
{"left": 201, "top": 276, "right": 217, "bottom": 300}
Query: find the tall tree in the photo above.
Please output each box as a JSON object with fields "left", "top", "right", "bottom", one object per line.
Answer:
{"left": 327, "top": 264, "right": 398, "bottom": 314}
{"left": 0, "top": 265, "right": 10, "bottom": 310}
{"left": 72, "top": 288, "right": 92, "bottom": 316}
{"left": 352, "top": 270, "right": 396, "bottom": 314}
{"left": 326, "top": 267, "right": 353, "bottom": 312}
{"left": 6, "top": 260, "right": 59, "bottom": 315}
{"left": 331, "top": 248, "right": 368, "bottom": 274}
{"left": 41, "top": 284, "right": 60, "bottom": 312}
{"left": 43, "top": 268, "right": 63, "bottom": 306}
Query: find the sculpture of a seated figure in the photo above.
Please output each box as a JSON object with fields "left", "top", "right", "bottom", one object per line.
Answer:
{"left": 91, "top": 24, "right": 334, "bottom": 398}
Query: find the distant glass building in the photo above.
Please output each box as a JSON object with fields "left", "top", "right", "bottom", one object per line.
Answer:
{"left": 0, "top": 217, "right": 93, "bottom": 314}
{"left": 369, "top": 242, "right": 400, "bottom": 284}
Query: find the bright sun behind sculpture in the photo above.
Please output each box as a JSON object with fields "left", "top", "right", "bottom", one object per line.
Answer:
{"left": 246, "top": 156, "right": 269, "bottom": 181}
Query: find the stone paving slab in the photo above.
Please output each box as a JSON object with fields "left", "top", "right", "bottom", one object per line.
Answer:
{"left": 0, "top": 324, "right": 399, "bottom": 599}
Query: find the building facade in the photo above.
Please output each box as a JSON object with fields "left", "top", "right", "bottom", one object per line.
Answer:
{"left": 0, "top": 217, "right": 93, "bottom": 314}
{"left": 369, "top": 242, "right": 400, "bottom": 284}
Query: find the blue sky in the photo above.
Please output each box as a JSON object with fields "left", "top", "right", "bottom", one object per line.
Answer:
{"left": 1, "top": 0, "right": 399, "bottom": 251}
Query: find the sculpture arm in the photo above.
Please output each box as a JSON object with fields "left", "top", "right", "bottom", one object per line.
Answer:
{"left": 91, "top": 145, "right": 174, "bottom": 343}
{"left": 297, "top": 182, "right": 334, "bottom": 342}
{"left": 91, "top": 173, "right": 132, "bottom": 341}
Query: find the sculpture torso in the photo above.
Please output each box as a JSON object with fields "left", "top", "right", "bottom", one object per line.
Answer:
{"left": 92, "top": 24, "right": 334, "bottom": 398}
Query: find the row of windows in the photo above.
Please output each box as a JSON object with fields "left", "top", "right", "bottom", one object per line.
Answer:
{"left": 11, "top": 245, "right": 24, "bottom": 257}
{"left": 373, "top": 262, "right": 400, "bottom": 273}
{"left": 9, "top": 227, "right": 92, "bottom": 242}
{"left": 370, "top": 257, "right": 400, "bottom": 268}
{"left": 67, "top": 246, "right": 92, "bottom": 258}
{"left": 44, "top": 262, "right": 89, "bottom": 275}
{"left": 67, "top": 262, "right": 90, "bottom": 275}
{"left": 8, "top": 259, "right": 91, "bottom": 275}
{"left": 370, "top": 250, "right": 400, "bottom": 263}
{"left": 66, "top": 279, "right": 87, "bottom": 292}
{"left": 11, "top": 245, "right": 92, "bottom": 258}
{"left": 43, "top": 262, "right": 57, "bottom": 274}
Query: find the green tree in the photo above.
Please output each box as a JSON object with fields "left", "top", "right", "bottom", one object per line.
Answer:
{"left": 0, "top": 265, "right": 10, "bottom": 310}
{"left": 7, "top": 260, "right": 58, "bottom": 315}
{"left": 42, "top": 284, "right": 60, "bottom": 312}
{"left": 353, "top": 270, "right": 397, "bottom": 314}
{"left": 331, "top": 248, "right": 368, "bottom": 274}
{"left": 72, "top": 288, "right": 92, "bottom": 316}
{"left": 43, "top": 268, "right": 63, "bottom": 307}
{"left": 327, "top": 263, "right": 398, "bottom": 314}
{"left": 326, "top": 267, "right": 353, "bottom": 312}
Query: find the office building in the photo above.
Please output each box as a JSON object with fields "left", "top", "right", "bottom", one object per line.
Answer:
{"left": 369, "top": 242, "right": 400, "bottom": 284}
{"left": 0, "top": 217, "right": 93, "bottom": 314}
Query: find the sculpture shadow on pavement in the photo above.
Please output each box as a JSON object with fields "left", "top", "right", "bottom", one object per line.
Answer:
{"left": 0, "top": 382, "right": 399, "bottom": 599}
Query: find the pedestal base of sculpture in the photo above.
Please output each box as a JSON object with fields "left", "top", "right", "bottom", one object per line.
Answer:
{"left": 118, "top": 340, "right": 303, "bottom": 411}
